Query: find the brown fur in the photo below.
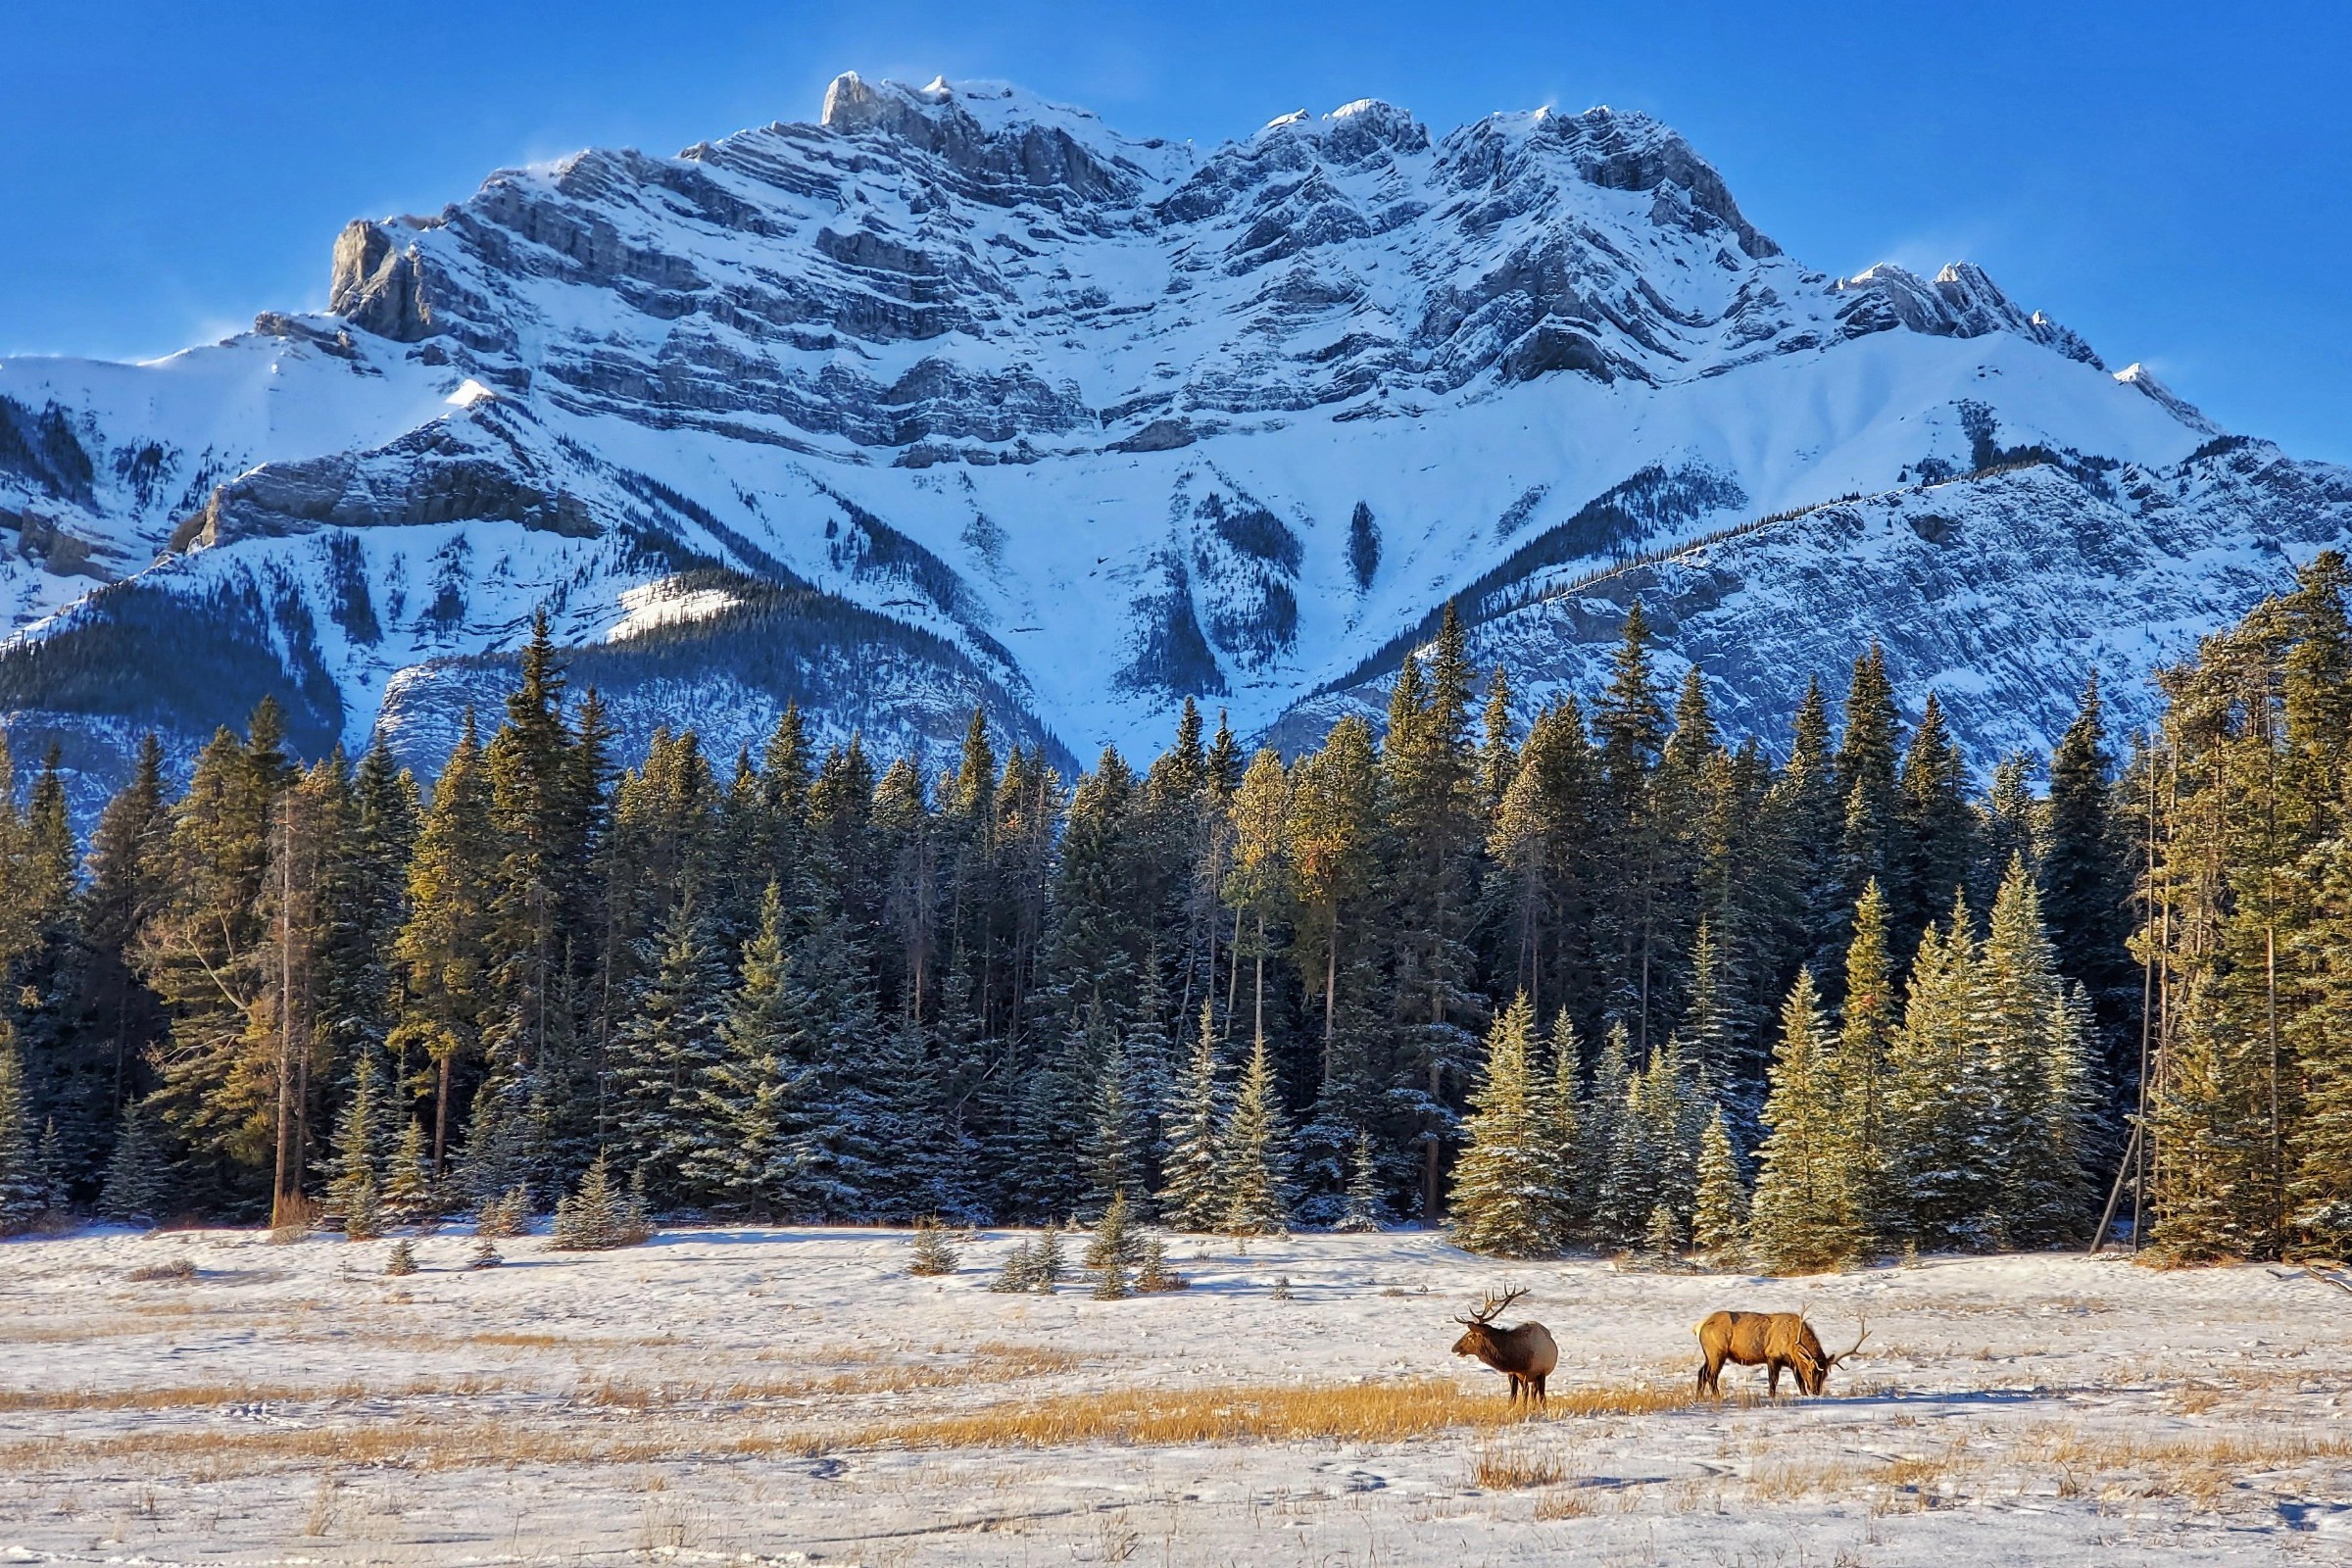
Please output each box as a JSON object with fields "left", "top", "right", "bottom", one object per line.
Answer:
{"left": 1694, "top": 1310, "right": 1867, "bottom": 1397}
{"left": 1451, "top": 1288, "right": 1560, "bottom": 1404}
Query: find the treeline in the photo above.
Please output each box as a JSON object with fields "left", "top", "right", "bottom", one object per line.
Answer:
{"left": 0, "top": 559, "right": 2347, "bottom": 1263}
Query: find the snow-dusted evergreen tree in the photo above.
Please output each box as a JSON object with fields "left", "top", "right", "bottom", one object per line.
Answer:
{"left": 327, "top": 1043, "right": 389, "bottom": 1239}
{"left": 612, "top": 897, "right": 730, "bottom": 1205}
{"left": 1220, "top": 1035, "right": 1294, "bottom": 1235}
{"left": 695, "top": 883, "right": 814, "bottom": 1215}
{"left": 1886, "top": 897, "right": 1996, "bottom": 1248}
{"left": 1335, "top": 1130, "right": 1385, "bottom": 1232}
{"left": 1578, "top": 1023, "right": 1633, "bottom": 1233}
{"left": 98, "top": 1099, "right": 172, "bottom": 1225}
{"left": 1749, "top": 968, "right": 1862, "bottom": 1272}
{"left": 0, "top": 1036, "right": 47, "bottom": 1234}
{"left": 1082, "top": 1039, "right": 1152, "bottom": 1218}
{"left": 784, "top": 904, "right": 890, "bottom": 1219}
{"left": 1598, "top": 1033, "right": 1703, "bottom": 1246}
{"left": 1084, "top": 1187, "right": 1144, "bottom": 1269}
{"left": 1123, "top": 958, "right": 1177, "bottom": 1179}
{"left": 1158, "top": 1002, "right": 1226, "bottom": 1231}
{"left": 1690, "top": 1104, "right": 1748, "bottom": 1266}
{"left": 1448, "top": 996, "right": 1566, "bottom": 1256}
{"left": 1544, "top": 1008, "right": 1587, "bottom": 1233}
{"left": 552, "top": 1152, "right": 649, "bottom": 1249}
{"left": 1837, "top": 880, "right": 1899, "bottom": 1243}
{"left": 380, "top": 1117, "right": 438, "bottom": 1222}
{"left": 1977, "top": 858, "right": 2093, "bottom": 1245}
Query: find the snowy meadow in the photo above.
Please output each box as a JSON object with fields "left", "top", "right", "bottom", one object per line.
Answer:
{"left": 2, "top": 1226, "right": 2347, "bottom": 1564}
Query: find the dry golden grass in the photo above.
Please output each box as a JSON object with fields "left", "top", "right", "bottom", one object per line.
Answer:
{"left": 0, "top": 1377, "right": 1699, "bottom": 1480}
{"left": 0, "top": 1375, "right": 511, "bottom": 1413}
{"left": 1532, "top": 1488, "right": 1592, "bottom": 1520}
{"left": 1472, "top": 1437, "right": 1566, "bottom": 1489}
{"left": 846, "top": 1378, "right": 1694, "bottom": 1451}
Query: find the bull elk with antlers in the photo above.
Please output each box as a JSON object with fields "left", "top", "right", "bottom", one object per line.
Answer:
{"left": 1695, "top": 1310, "right": 1867, "bottom": 1397}
{"left": 1450, "top": 1287, "right": 1559, "bottom": 1405}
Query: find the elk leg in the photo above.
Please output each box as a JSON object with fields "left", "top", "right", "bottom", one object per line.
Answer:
{"left": 1768, "top": 1360, "right": 1783, "bottom": 1396}
{"left": 1534, "top": 1374, "right": 1547, "bottom": 1405}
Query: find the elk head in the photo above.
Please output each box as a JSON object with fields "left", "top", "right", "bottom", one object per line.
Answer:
{"left": 1449, "top": 1286, "right": 1530, "bottom": 1359}
{"left": 1793, "top": 1315, "right": 1869, "bottom": 1396}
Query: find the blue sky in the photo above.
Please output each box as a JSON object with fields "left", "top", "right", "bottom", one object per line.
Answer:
{"left": 3, "top": 1, "right": 2344, "bottom": 462}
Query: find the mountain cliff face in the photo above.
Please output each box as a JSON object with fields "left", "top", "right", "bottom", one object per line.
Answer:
{"left": 2, "top": 74, "right": 2342, "bottom": 805}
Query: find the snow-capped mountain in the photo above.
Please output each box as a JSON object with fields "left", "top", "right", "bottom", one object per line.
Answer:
{"left": 3, "top": 74, "right": 2344, "bottom": 803}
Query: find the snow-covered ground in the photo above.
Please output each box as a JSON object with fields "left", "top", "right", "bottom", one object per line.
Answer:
{"left": 1, "top": 1226, "right": 2345, "bottom": 1564}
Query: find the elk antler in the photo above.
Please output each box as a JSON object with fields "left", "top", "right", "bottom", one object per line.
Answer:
{"left": 1459, "top": 1286, "right": 1531, "bottom": 1325}
{"left": 1828, "top": 1316, "right": 1870, "bottom": 1366}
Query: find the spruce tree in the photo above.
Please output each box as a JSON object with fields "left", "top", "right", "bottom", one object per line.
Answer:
{"left": 1886, "top": 900, "right": 1996, "bottom": 1249}
{"left": 1690, "top": 1105, "right": 1748, "bottom": 1267}
{"left": 1579, "top": 1023, "right": 1633, "bottom": 1233}
{"left": 98, "top": 1098, "right": 172, "bottom": 1225}
{"left": 1448, "top": 996, "right": 1566, "bottom": 1256}
{"left": 1837, "top": 882, "right": 1899, "bottom": 1241}
{"left": 1835, "top": 645, "right": 1903, "bottom": 919}
{"left": 380, "top": 1117, "right": 438, "bottom": 1222}
{"left": 611, "top": 898, "right": 730, "bottom": 1206}
{"left": 1749, "top": 969, "right": 1861, "bottom": 1273}
{"left": 1978, "top": 860, "right": 2090, "bottom": 1245}
{"left": 1336, "top": 1130, "right": 1386, "bottom": 1232}
{"left": 1159, "top": 1003, "right": 1226, "bottom": 1230}
{"left": 697, "top": 884, "right": 816, "bottom": 1216}
{"left": 1220, "top": 1034, "right": 1294, "bottom": 1235}
{"left": 0, "top": 1035, "right": 47, "bottom": 1233}
{"left": 327, "top": 1044, "right": 389, "bottom": 1239}
{"left": 1082, "top": 1041, "right": 1152, "bottom": 1218}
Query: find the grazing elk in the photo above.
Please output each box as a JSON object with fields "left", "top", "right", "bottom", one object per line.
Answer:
{"left": 1694, "top": 1310, "right": 1868, "bottom": 1398}
{"left": 1450, "top": 1287, "right": 1560, "bottom": 1405}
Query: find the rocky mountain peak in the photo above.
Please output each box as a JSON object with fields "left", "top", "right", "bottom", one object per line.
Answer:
{"left": 4, "top": 71, "right": 2329, "bottom": 821}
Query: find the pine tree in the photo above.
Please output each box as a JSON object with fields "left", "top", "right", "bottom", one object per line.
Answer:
{"left": 1336, "top": 1130, "right": 1385, "bottom": 1232}
{"left": 380, "top": 1118, "right": 438, "bottom": 1223}
{"left": 1978, "top": 860, "right": 2090, "bottom": 1245}
{"left": 1447, "top": 996, "right": 1566, "bottom": 1256}
{"left": 1641, "top": 1200, "right": 1683, "bottom": 1263}
{"left": 908, "top": 1217, "right": 959, "bottom": 1276}
{"left": 1837, "top": 882, "right": 1899, "bottom": 1242}
{"left": 1032, "top": 1225, "right": 1067, "bottom": 1291}
{"left": 1220, "top": 1034, "right": 1294, "bottom": 1235}
{"left": 1691, "top": 1105, "right": 1748, "bottom": 1267}
{"left": 98, "top": 1098, "right": 171, "bottom": 1225}
{"left": 552, "top": 1152, "right": 647, "bottom": 1249}
{"left": 392, "top": 710, "right": 500, "bottom": 1176}
{"left": 385, "top": 1238, "right": 418, "bottom": 1276}
{"left": 1136, "top": 1233, "right": 1188, "bottom": 1292}
{"left": 1886, "top": 900, "right": 1996, "bottom": 1249}
{"left": 1085, "top": 1188, "right": 1144, "bottom": 1269}
{"left": 327, "top": 1043, "right": 389, "bottom": 1240}
{"left": 1836, "top": 645, "right": 1903, "bottom": 921}
{"left": 140, "top": 701, "right": 298, "bottom": 1213}
{"left": 697, "top": 884, "right": 817, "bottom": 1216}
{"left": 1597, "top": 1034, "right": 1704, "bottom": 1246}
{"left": 1579, "top": 1023, "right": 1633, "bottom": 1232}
{"left": 2041, "top": 672, "right": 2135, "bottom": 1089}
{"left": 0, "top": 1035, "right": 46, "bottom": 1233}
{"left": 1893, "top": 693, "right": 1977, "bottom": 950}
{"left": 1749, "top": 969, "right": 1862, "bottom": 1273}
{"left": 989, "top": 1239, "right": 1038, "bottom": 1293}
{"left": 1159, "top": 1003, "right": 1226, "bottom": 1230}
{"left": 611, "top": 898, "right": 729, "bottom": 1206}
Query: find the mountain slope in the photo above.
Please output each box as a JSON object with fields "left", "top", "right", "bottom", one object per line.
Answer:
{"left": 1, "top": 74, "right": 2338, "bottom": 805}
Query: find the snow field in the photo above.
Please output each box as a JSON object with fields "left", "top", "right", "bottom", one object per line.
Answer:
{"left": 0, "top": 1227, "right": 2345, "bottom": 1563}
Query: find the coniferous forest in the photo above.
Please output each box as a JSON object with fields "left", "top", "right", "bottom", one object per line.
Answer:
{"left": 4, "top": 555, "right": 2351, "bottom": 1269}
